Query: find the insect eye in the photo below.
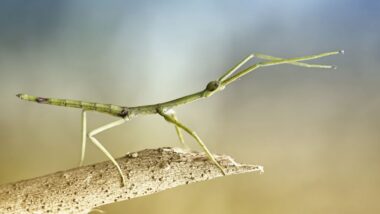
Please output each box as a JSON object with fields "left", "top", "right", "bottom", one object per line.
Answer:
{"left": 206, "top": 81, "right": 220, "bottom": 91}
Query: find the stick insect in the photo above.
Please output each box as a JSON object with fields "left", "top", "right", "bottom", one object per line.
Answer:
{"left": 17, "top": 50, "right": 342, "bottom": 186}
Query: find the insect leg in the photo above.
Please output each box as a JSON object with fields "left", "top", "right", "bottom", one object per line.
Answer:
{"left": 159, "top": 110, "right": 226, "bottom": 175}
{"left": 253, "top": 53, "right": 335, "bottom": 69}
{"left": 218, "top": 54, "right": 254, "bottom": 82}
{"left": 88, "top": 118, "right": 127, "bottom": 186}
{"left": 164, "top": 109, "right": 188, "bottom": 149}
{"left": 79, "top": 110, "right": 87, "bottom": 166}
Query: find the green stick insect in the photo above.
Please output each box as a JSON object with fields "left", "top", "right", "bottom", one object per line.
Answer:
{"left": 17, "top": 50, "right": 342, "bottom": 186}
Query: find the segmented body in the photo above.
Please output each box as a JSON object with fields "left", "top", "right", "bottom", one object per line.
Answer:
{"left": 17, "top": 87, "right": 210, "bottom": 119}
{"left": 17, "top": 94, "right": 129, "bottom": 118}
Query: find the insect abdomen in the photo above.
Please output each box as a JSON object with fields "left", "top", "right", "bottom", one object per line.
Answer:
{"left": 16, "top": 93, "right": 126, "bottom": 117}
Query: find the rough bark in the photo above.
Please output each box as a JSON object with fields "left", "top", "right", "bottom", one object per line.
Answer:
{"left": 0, "top": 147, "right": 263, "bottom": 214}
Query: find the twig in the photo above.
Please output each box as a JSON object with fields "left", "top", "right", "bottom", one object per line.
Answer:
{"left": 0, "top": 147, "right": 263, "bottom": 214}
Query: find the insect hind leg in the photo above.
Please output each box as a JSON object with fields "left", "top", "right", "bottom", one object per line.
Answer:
{"left": 87, "top": 118, "right": 127, "bottom": 186}
{"left": 79, "top": 110, "right": 87, "bottom": 166}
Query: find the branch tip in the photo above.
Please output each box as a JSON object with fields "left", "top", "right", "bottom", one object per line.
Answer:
{"left": 0, "top": 147, "right": 262, "bottom": 214}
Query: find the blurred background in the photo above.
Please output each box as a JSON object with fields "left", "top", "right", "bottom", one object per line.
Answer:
{"left": 0, "top": 0, "right": 379, "bottom": 213}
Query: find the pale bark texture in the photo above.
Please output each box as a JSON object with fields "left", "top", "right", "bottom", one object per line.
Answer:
{"left": 0, "top": 147, "right": 263, "bottom": 214}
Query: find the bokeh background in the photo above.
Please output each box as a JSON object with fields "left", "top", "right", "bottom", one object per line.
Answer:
{"left": 1, "top": 0, "right": 379, "bottom": 213}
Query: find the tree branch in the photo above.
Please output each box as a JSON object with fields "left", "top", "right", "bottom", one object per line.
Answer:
{"left": 0, "top": 147, "right": 263, "bottom": 214}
